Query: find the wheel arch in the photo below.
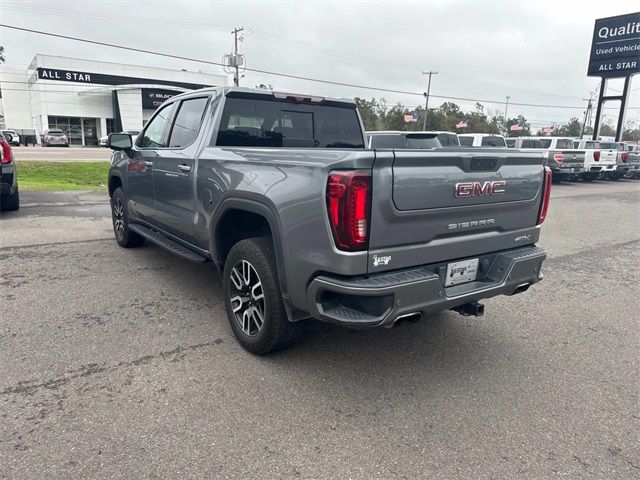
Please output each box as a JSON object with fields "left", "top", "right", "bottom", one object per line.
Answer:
{"left": 212, "top": 197, "right": 288, "bottom": 295}
{"left": 108, "top": 173, "right": 123, "bottom": 198}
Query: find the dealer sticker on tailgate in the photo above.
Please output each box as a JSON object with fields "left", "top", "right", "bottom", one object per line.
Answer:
{"left": 445, "top": 258, "right": 479, "bottom": 287}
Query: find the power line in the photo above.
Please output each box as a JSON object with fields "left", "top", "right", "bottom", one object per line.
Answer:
{"left": 0, "top": 23, "right": 609, "bottom": 111}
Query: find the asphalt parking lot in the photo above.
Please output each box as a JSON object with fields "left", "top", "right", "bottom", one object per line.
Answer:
{"left": 1, "top": 181, "right": 639, "bottom": 479}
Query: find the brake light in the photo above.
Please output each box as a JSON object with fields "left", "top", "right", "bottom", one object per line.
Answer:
{"left": 621, "top": 152, "right": 628, "bottom": 163}
{"left": 0, "top": 140, "right": 12, "bottom": 164}
{"left": 553, "top": 153, "right": 564, "bottom": 164}
{"left": 537, "top": 167, "right": 552, "bottom": 225}
{"left": 327, "top": 171, "right": 371, "bottom": 251}
{"left": 594, "top": 151, "right": 600, "bottom": 161}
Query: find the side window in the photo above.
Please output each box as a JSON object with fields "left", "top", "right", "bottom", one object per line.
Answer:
{"left": 459, "top": 136, "right": 473, "bottom": 146}
{"left": 138, "top": 103, "right": 175, "bottom": 148}
{"left": 168, "top": 97, "right": 209, "bottom": 148}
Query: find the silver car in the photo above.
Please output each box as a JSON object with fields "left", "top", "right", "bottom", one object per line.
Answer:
{"left": 42, "top": 129, "right": 69, "bottom": 147}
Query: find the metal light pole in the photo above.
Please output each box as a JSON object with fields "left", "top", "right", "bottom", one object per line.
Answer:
{"left": 422, "top": 70, "right": 438, "bottom": 130}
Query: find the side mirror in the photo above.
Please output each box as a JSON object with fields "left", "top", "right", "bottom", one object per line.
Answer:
{"left": 107, "top": 133, "right": 132, "bottom": 151}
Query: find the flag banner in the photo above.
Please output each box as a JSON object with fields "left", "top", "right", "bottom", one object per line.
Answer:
{"left": 510, "top": 124, "right": 524, "bottom": 131}
{"left": 456, "top": 119, "right": 468, "bottom": 129}
{"left": 542, "top": 127, "right": 555, "bottom": 133}
{"left": 403, "top": 112, "right": 418, "bottom": 123}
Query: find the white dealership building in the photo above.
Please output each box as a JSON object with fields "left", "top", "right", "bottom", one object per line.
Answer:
{"left": 0, "top": 54, "right": 228, "bottom": 145}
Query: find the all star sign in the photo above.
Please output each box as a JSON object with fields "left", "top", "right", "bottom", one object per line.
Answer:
{"left": 588, "top": 12, "right": 640, "bottom": 78}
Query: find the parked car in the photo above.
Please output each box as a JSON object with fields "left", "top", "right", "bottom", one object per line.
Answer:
{"left": 506, "top": 138, "right": 544, "bottom": 149}
{"left": 99, "top": 130, "right": 140, "bottom": 147}
{"left": 598, "top": 142, "right": 631, "bottom": 180}
{"left": 366, "top": 131, "right": 441, "bottom": 148}
{"left": 621, "top": 143, "right": 640, "bottom": 179}
{"left": 107, "top": 87, "right": 549, "bottom": 354}
{"left": 0, "top": 131, "right": 19, "bottom": 211}
{"left": 1, "top": 129, "right": 20, "bottom": 146}
{"left": 521, "top": 137, "right": 585, "bottom": 182}
{"left": 458, "top": 133, "right": 507, "bottom": 147}
{"left": 428, "top": 131, "right": 460, "bottom": 147}
{"left": 573, "top": 139, "right": 617, "bottom": 181}
{"left": 41, "top": 129, "right": 70, "bottom": 147}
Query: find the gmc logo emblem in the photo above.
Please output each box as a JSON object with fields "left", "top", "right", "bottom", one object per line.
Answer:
{"left": 455, "top": 180, "right": 506, "bottom": 197}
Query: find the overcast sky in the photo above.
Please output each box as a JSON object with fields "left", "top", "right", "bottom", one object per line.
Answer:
{"left": 1, "top": 0, "right": 638, "bottom": 129}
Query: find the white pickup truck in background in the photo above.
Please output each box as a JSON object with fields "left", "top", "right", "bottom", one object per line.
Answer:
{"left": 573, "top": 139, "right": 617, "bottom": 181}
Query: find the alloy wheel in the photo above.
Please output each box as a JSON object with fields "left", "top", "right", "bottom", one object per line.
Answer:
{"left": 229, "top": 260, "right": 265, "bottom": 336}
{"left": 112, "top": 196, "right": 125, "bottom": 236}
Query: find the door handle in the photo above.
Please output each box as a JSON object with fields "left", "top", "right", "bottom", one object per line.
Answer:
{"left": 177, "top": 164, "right": 192, "bottom": 173}
{"left": 144, "top": 161, "right": 154, "bottom": 167}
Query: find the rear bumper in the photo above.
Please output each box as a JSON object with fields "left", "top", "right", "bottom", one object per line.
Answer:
{"left": 549, "top": 164, "right": 583, "bottom": 174}
{"left": 306, "top": 245, "right": 546, "bottom": 327}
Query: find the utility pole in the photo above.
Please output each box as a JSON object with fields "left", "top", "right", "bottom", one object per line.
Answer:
{"left": 421, "top": 70, "right": 438, "bottom": 130}
{"left": 580, "top": 96, "right": 593, "bottom": 138}
{"left": 504, "top": 96, "right": 510, "bottom": 129}
{"left": 226, "top": 27, "right": 244, "bottom": 86}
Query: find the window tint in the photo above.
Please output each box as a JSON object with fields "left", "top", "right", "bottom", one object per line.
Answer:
{"left": 168, "top": 97, "right": 209, "bottom": 148}
{"left": 481, "top": 136, "right": 506, "bottom": 147}
{"left": 139, "top": 103, "right": 175, "bottom": 148}
{"left": 436, "top": 133, "right": 459, "bottom": 147}
{"left": 556, "top": 139, "right": 574, "bottom": 149}
{"left": 405, "top": 134, "right": 440, "bottom": 148}
{"left": 370, "top": 135, "right": 404, "bottom": 148}
{"left": 215, "top": 97, "right": 364, "bottom": 148}
{"left": 540, "top": 139, "right": 552, "bottom": 148}
{"left": 521, "top": 139, "right": 543, "bottom": 148}
{"left": 459, "top": 136, "right": 473, "bottom": 146}
{"left": 506, "top": 139, "right": 516, "bottom": 148}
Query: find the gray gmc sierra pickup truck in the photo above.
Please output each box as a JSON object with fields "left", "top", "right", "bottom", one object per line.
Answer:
{"left": 107, "top": 87, "right": 550, "bottom": 354}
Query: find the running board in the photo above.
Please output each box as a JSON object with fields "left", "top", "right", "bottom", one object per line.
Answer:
{"left": 129, "top": 224, "right": 207, "bottom": 263}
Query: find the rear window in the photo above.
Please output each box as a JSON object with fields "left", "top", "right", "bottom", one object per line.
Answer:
{"left": 369, "top": 134, "right": 403, "bottom": 149}
{"left": 540, "top": 139, "right": 552, "bottom": 148}
{"left": 369, "top": 133, "right": 439, "bottom": 149}
{"left": 556, "top": 139, "right": 574, "bottom": 149}
{"left": 521, "top": 139, "right": 544, "bottom": 148}
{"left": 480, "top": 136, "right": 506, "bottom": 147}
{"left": 436, "top": 133, "right": 459, "bottom": 147}
{"left": 404, "top": 133, "right": 440, "bottom": 149}
{"left": 506, "top": 139, "right": 516, "bottom": 148}
{"left": 459, "top": 136, "right": 473, "bottom": 146}
{"left": 215, "top": 96, "right": 364, "bottom": 148}
{"left": 47, "top": 129, "right": 64, "bottom": 135}
{"left": 585, "top": 141, "right": 599, "bottom": 149}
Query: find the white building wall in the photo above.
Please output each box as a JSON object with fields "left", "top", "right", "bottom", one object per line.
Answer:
{"left": 0, "top": 68, "right": 34, "bottom": 130}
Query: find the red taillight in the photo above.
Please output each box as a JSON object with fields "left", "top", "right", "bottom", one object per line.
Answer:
{"left": 621, "top": 152, "right": 629, "bottom": 163}
{"left": 537, "top": 167, "right": 552, "bottom": 225}
{"left": 327, "top": 170, "right": 371, "bottom": 251}
{"left": 594, "top": 151, "right": 600, "bottom": 161}
{"left": 553, "top": 153, "right": 564, "bottom": 164}
{"left": 0, "top": 140, "right": 12, "bottom": 165}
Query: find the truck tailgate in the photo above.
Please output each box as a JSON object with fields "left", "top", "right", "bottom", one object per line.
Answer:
{"left": 367, "top": 149, "right": 545, "bottom": 273}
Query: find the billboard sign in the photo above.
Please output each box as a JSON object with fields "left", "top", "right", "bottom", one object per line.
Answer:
{"left": 587, "top": 12, "right": 640, "bottom": 78}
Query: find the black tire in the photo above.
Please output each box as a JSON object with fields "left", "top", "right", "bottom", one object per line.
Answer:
{"left": 110, "top": 188, "right": 145, "bottom": 248}
{"left": 607, "top": 172, "right": 621, "bottom": 181}
{"left": 223, "top": 238, "right": 299, "bottom": 355}
{"left": 582, "top": 173, "right": 596, "bottom": 182}
{"left": 1, "top": 189, "right": 19, "bottom": 211}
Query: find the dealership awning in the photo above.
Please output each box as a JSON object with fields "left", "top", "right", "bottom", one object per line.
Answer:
{"left": 76, "top": 84, "right": 191, "bottom": 96}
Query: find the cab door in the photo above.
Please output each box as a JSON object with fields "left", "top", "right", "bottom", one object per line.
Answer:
{"left": 151, "top": 96, "right": 210, "bottom": 243}
{"left": 126, "top": 102, "right": 175, "bottom": 223}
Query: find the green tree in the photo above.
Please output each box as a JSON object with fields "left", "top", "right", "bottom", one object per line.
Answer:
{"left": 556, "top": 117, "right": 582, "bottom": 137}
{"left": 354, "top": 97, "right": 379, "bottom": 131}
